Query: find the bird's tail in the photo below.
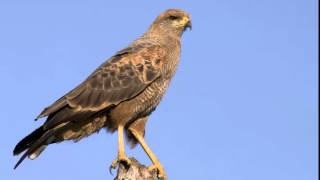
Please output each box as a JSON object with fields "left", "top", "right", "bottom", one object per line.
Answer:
{"left": 13, "top": 126, "right": 52, "bottom": 169}
{"left": 13, "top": 126, "right": 45, "bottom": 155}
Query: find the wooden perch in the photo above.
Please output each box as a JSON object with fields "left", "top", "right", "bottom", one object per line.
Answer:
{"left": 114, "top": 157, "right": 162, "bottom": 180}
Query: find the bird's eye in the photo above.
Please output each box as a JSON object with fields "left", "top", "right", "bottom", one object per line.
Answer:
{"left": 168, "top": 16, "right": 179, "bottom": 20}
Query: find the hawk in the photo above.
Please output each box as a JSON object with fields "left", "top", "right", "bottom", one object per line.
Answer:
{"left": 13, "top": 9, "right": 191, "bottom": 179}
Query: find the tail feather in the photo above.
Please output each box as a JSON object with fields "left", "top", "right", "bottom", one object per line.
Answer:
{"left": 14, "top": 151, "right": 29, "bottom": 169}
{"left": 13, "top": 122, "right": 74, "bottom": 169}
{"left": 13, "top": 126, "right": 52, "bottom": 169}
{"left": 14, "top": 131, "right": 55, "bottom": 169}
{"left": 13, "top": 126, "right": 46, "bottom": 156}
{"left": 29, "top": 145, "right": 48, "bottom": 160}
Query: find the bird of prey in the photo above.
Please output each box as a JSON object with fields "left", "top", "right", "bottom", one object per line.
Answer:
{"left": 13, "top": 9, "right": 191, "bottom": 179}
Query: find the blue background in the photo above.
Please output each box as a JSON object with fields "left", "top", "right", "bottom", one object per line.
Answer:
{"left": 0, "top": 1, "right": 318, "bottom": 180}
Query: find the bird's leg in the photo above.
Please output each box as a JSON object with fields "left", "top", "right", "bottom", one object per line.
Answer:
{"left": 129, "top": 128, "right": 167, "bottom": 180}
{"left": 110, "top": 125, "right": 131, "bottom": 170}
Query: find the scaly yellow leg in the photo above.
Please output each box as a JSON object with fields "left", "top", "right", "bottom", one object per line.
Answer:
{"left": 111, "top": 126, "right": 131, "bottom": 169}
{"left": 130, "top": 128, "right": 167, "bottom": 180}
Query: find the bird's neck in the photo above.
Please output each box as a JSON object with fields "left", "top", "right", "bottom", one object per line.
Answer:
{"left": 142, "top": 33, "right": 181, "bottom": 79}
{"left": 134, "top": 30, "right": 182, "bottom": 79}
{"left": 142, "top": 28, "right": 182, "bottom": 46}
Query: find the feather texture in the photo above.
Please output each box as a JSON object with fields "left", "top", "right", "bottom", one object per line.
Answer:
{"left": 13, "top": 9, "right": 190, "bottom": 170}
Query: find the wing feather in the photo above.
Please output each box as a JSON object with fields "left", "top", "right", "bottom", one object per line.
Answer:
{"left": 40, "top": 44, "right": 165, "bottom": 129}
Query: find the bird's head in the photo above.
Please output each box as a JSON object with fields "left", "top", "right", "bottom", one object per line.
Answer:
{"left": 149, "top": 9, "right": 192, "bottom": 36}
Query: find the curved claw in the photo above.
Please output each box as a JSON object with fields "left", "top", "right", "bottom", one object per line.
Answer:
{"left": 148, "top": 164, "right": 167, "bottom": 180}
{"left": 109, "top": 156, "right": 132, "bottom": 174}
{"left": 109, "top": 160, "right": 118, "bottom": 175}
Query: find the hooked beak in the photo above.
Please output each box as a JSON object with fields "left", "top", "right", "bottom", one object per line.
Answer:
{"left": 184, "top": 20, "right": 192, "bottom": 31}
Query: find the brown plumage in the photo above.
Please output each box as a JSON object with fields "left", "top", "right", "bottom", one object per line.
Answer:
{"left": 13, "top": 9, "right": 191, "bottom": 178}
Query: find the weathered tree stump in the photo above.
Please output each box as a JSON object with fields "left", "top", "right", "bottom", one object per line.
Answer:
{"left": 113, "top": 157, "right": 162, "bottom": 180}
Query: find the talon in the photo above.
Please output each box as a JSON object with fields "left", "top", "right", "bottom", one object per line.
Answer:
{"left": 109, "top": 155, "right": 131, "bottom": 173}
{"left": 109, "top": 162, "right": 116, "bottom": 175}
{"left": 119, "top": 156, "right": 132, "bottom": 166}
{"left": 148, "top": 164, "right": 167, "bottom": 180}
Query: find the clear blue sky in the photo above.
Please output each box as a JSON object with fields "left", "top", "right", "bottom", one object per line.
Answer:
{"left": 0, "top": 1, "right": 318, "bottom": 180}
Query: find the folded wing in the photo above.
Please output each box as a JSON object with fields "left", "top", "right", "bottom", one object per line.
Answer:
{"left": 38, "top": 44, "right": 165, "bottom": 130}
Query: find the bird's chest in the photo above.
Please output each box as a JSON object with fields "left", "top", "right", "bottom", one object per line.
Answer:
{"left": 109, "top": 78, "right": 170, "bottom": 125}
{"left": 135, "top": 78, "right": 170, "bottom": 113}
{"left": 163, "top": 45, "right": 180, "bottom": 79}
